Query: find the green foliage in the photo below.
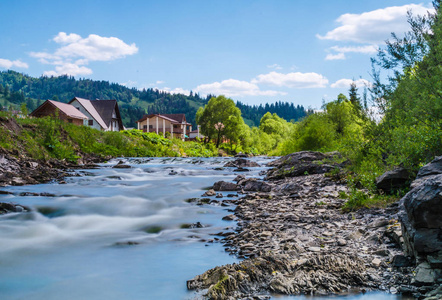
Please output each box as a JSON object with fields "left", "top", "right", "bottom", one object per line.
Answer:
{"left": 368, "top": 3, "right": 442, "bottom": 171}
{"left": 196, "top": 96, "right": 246, "bottom": 148}
{"left": 279, "top": 113, "right": 337, "bottom": 154}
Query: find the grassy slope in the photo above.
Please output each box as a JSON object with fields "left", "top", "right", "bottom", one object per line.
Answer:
{"left": 0, "top": 113, "right": 218, "bottom": 163}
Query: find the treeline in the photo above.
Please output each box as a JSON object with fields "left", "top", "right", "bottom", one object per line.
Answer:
{"left": 0, "top": 71, "right": 308, "bottom": 127}
{"left": 237, "top": 101, "right": 308, "bottom": 126}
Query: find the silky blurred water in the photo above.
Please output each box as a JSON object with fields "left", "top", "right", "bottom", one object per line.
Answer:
{"left": 0, "top": 157, "right": 406, "bottom": 300}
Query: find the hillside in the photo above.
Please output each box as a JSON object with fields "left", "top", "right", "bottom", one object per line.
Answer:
{"left": 0, "top": 71, "right": 308, "bottom": 128}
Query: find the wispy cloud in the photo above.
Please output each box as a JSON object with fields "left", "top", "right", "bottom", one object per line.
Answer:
{"left": 30, "top": 32, "right": 138, "bottom": 76}
{"left": 330, "top": 78, "right": 371, "bottom": 89}
{"left": 325, "top": 45, "right": 378, "bottom": 60}
{"left": 121, "top": 80, "right": 138, "bottom": 88}
{"left": 252, "top": 71, "right": 328, "bottom": 88}
{"left": 267, "top": 63, "right": 283, "bottom": 70}
{"left": 317, "top": 4, "right": 433, "bottom": 44}
{"left": 0, "top": 58, "right": 28, "bottom": 69}
{"left": 325, "top": 53, "right": 346, "bottom": 61}
{"left": 330, "top": 45, "right": 378, "bottom": 54}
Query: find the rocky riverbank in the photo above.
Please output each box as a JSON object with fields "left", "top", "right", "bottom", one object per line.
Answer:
{"left": 0, "top": 153, "right": 104, "bottom": 187}
{"left": 187, "top": 152, "right": 442, "bottom": 299}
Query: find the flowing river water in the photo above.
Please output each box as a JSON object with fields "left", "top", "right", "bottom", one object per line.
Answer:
{"left": 0, "top": 157, "right": 405, "bottom": 300}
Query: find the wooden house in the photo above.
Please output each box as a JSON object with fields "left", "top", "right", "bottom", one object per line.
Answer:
{"left": 30, "top": 100, "right": 88, "bottom": 125}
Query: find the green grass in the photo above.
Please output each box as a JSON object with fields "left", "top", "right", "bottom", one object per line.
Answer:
{"left": 0, "top": 115, "right": 218, "bottom": 163}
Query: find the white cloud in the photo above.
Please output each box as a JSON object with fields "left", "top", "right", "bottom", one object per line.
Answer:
{"left": 325, "top": 53, "right": 346, "bottom": 61}
{"left": 330, "top": 45, "right": 378, "bottom": 54}
{"left": 267, "top": 63, "right": 282, "bottom": 70}
{"left": 53, "top": 32, "right": 82, "bottom": 44}
{"left": 30, "top": 32, "right": 138, "bottom": 76}
{"left": 252, "top": 71, "right": 328, "bottom": 88}
{"left": 53, "top": 33, "right": 138, "bottom": 61}
{"left": 43, "top": 63, "right": 92, "bottom": 77}
{"left": 0, "top": 58, "right": 29, "bottom": 69}
{"left": 195, "top": 79, "right": 286, "bottom": 97}
{"left": 330, "top": 78, "right": 371, "bottom": 89}
{"left": 317, "top": 4, "right": 433, "bottom": 44}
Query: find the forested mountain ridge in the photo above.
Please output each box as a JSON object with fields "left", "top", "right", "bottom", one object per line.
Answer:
{"left": 0, "top": 70, "right": 308, "bottom": 128}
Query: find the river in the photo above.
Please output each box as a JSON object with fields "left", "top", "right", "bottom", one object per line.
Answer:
{"left": 0, "top": 157, "right": 406, "bottom": 300}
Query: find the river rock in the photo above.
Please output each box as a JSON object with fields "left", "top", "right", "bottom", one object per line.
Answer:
{"left": 213, "top": 181, "right": 239, "bottom": 191}
{"left": 414, "top": 262, "right": 437, "bottom": 285}
{"left": 392, "top": 255, "right": 413, "bottom": 268}
{"left": 112, "top": 161, "right": 131, "bottom": 169}
{"left": 266, "top": 151, "right": 337, "bottom": 180}
{"left": 222, "top": 214, "right": 236, "bottom": 221}
{"left": 241, "top": 179, "right": 272, "bottom": 192}
{"left": 187, "top": 254, "right": 369, "bottom": 299}
{"left": 0, "top": 202, "right": 30, "bottom": 214}
{"left": 224, "top": 158, "right": 260, "bottom": 168}
{"left": 376, "top": 167, "right": 411, "bottom": 194}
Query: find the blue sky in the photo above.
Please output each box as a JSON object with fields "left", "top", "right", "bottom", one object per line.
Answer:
{"left": 0, "top": 0, "right": 434, "bottom": 109}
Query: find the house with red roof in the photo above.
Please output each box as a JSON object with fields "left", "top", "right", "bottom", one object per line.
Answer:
{"left": 136, "top": 113, "right": 192, "bottom": 140}
{"left": 30, "top": 100, "right": 88, "bottom": 126}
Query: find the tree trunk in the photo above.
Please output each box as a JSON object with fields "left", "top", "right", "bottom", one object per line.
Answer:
{"left": 216, "top": 130, "right": 222, "bottom": 148}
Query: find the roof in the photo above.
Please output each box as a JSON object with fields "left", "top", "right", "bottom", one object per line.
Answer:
{"left": 31, "top": 100, "right": 88, "bottom": 120}
{"left": 137, "top": 113, "right": 191, "bottom": 125}
{"left": 163, "top": 114, "right": 186, "bottom": 123}
{"left": 69, "top": 97, "right": 107, "bottom": 129}
{"left": 91, "top": 100, "right": 118, "bottom": 127}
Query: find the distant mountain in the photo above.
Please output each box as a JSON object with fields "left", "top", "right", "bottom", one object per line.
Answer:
{"left": 0, "top": 70, "right": 308, "bottom": 128}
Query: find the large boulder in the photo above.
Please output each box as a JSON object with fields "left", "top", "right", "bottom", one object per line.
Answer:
{"left": 412, "top": 156, "right": 442, "bottom": 188}
{"left": 241, "top": 178, "right": 272, "bottom": 192}
{"left": 212, "top": 181, "right": 239, "bottom": 191}
{"left": 376, "top": 167, "right": 411, "bottom": 194}
{"left": 266, "top": 151, "right": 338, "bottom": 180}
{"left": 417, "top": 156, "right": 442, "bottom": 178}
{"left": 399, "top": 157, "right": 442, "bottom": 290}
{"left": 400, "top": 174, "right": 442, "bottom": 258}
{"left": 224, "top": 158, "right": 260, "bottom": 168}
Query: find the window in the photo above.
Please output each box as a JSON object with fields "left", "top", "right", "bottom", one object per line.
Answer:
{"left": 67, "top": 119, "right": 73, "bottom": 123}
{"left": 149, "top": 125, "right": 153, "bottom": 129}
{"left": 173, "top": 125, "right": 178, "bottom": 128}
{"left": 88, "top": 120, "right": 93, "bottom": 126}
{"left": 143, "top": 125, "right": 147, "bottom": 130}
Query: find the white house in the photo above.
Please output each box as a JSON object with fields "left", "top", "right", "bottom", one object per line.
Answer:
{"left": 69, "top": 97, "right": 123, "bottom": 131}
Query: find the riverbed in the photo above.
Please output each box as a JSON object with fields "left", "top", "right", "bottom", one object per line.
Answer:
{"left": 0, "top": 157, "right": 407, "bottom": 299}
